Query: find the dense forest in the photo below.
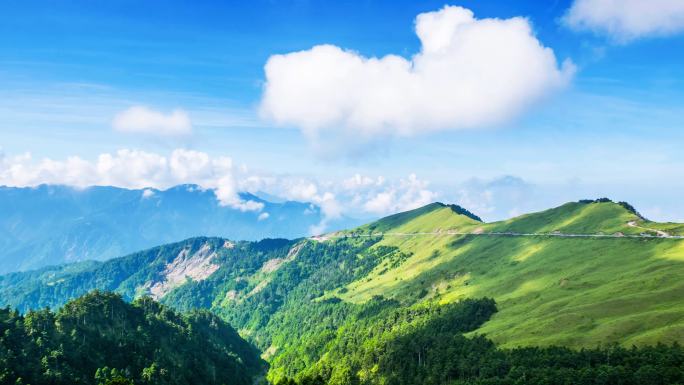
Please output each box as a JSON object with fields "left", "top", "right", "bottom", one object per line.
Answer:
{"left": 270, "top": 297, "right": 684, "bottom": 385}
{"left": 0, "top": 291, "right": 263, "bottom": 385}
{"left": 277, "top": 341, "right": 684, "bottom": 385}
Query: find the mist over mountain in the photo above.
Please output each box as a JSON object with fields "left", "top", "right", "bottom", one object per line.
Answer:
{"left": 0, "top": 184, "right": 360, "bottom": 273}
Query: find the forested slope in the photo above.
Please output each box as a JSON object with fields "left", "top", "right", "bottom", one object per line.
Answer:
{"left": 0, "top": 291, "right": 263, "bottom": 385}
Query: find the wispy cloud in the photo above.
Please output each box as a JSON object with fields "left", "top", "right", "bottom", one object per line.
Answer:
{"left": 112, "top": 106, "right": 193, "bottom": 136}
{"left": 564, "top": 0, "right": 684, "bottom": 42}
{"left": 0, "top": 79, "right": 264, "bottom": 135}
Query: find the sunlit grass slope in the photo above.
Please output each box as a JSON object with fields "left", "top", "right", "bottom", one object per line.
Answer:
{"left": 336, "top": 201, "right": 684, "bottom": 348}
{"left": 487, "top": 201, "right": 642, "bottom": 234}
{"left": 355, "top": 202, "right": 482, "bottom": 233}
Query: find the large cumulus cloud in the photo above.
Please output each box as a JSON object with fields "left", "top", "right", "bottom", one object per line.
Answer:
{"left": 260, "top": 5, "right": 573, "bottom": 145}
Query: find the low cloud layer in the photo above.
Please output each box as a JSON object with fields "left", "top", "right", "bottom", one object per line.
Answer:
{"left": 112, "top": 106, "right": 192, "bottom": 136}
{"left": 0, "top": 149, "right": 259, "bottom": 211}
{"left": 0, "top": 149, "right": 440, "bottom": 233}
{"left": 2, "top": 149, "right": 683, "bottom": 227}
{"left": 564, "top": 0, "right": 684, "bottom": 42}
{"left": 260, "top": 5, "right": 573, "bottom": 147}
{"left": 238, "top": 173, "right": 439, "bottom": 234}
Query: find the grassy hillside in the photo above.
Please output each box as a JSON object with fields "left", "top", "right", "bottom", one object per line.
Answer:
{"left": 336, "top": 200, "right": 684, "bottom": 347}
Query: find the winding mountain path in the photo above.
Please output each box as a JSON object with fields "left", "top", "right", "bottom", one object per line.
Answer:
{"left": 313, "top": 223, "right": 684, "bottom": 241}
{"left": 627, "top": 221, "right": 672, "bottom": 237}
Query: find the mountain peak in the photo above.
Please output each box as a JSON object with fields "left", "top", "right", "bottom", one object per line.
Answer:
{"left": 359, "top": 202, "right": 482, "bottom": 234}
{"left": 437, "top": 202, "right": 483, "bottom": 222}
{"left": 577, "top": 198, "right": 645, "bottom": 219}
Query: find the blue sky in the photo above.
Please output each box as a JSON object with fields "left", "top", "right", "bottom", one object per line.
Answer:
{"left": 2, "top": 0, "right": 684, "bottom": 223}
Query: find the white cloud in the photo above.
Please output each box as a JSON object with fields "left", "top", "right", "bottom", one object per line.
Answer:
{"left": 141, "top": 189, "right": 155, "bottom": 199}
{"left": 455, "top": 176, "right": 535, "bottom": 221}
{"left": 362, "top": 174, "right": 437, "bottom": 215}
{"left": 235, "top": 171, "right": 439, "bottom": 233}
{"left": 5, "top": 147, "right": 684, "bottom": 226}
{"left": 364, "top": 192, "right": 395, "bottom": 215}
{"left": 245, "top": 172, "right": 437, "bottom": 220}
{"left": 112, "top": 106, "right": 192, "bottom": 136}
{"left": 342, "top": 174, "right": 383, "bottom": 190}
{"left": 0, "top": 149, "right": 261, "bottom": 211}
{"left": 564, "top": 0, "right": 684, "bottom": 42}
{"left": 246, "top": 177, "right": 345, "bottom": 234}
{"left": 0, "top": 152, "right": 435, "bottom": 233}
{"left": 0, "top": 150, "right": 438, "bottom": 230}
{"left": 260, "top": 5, "right": 573, "bottom": 147}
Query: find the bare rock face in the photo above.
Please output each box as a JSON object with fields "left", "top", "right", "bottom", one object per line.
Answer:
{"left": 260, "top": 242, "right": 303, "bottom": 274}
{"left": 146, "top": 243, "right": 220, "bottom": 300}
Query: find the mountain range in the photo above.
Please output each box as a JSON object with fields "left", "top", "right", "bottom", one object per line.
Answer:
{"left": 0, "top": 184, "right": 359, "bottom": 273}
{"left": 1, "top": 198, "right": 684, "bottom": 384}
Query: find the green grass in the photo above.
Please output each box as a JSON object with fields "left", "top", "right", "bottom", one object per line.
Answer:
{"left": 641, "top": 220, "right": 684, "bottom": 236}
{"left": 355, "top": 203, "right": 481, "bottom": 233}
{"left": 487, "top": 201, "right": 642, "bottom": 234}
{"left": 337, "top": 201, "right": 684, "bottom": 348}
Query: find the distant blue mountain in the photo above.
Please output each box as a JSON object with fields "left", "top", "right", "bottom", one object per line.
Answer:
{"left": 0, "top": 184, "right": 359, "bottom": 273}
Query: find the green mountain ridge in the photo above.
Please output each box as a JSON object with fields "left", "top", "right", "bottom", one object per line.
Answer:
{"left": 336, "top": 200, "right": 684, "bottom": 348}
{"left": 1, "top": 199, "right": 684, "bottom": 384}
{"left": 359, "top": 202, "right": 482, "bottom": 233}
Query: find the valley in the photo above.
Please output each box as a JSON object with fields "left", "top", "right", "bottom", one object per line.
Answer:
{"left": 0, "top": 184, "right": 359, "bottom": 273}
